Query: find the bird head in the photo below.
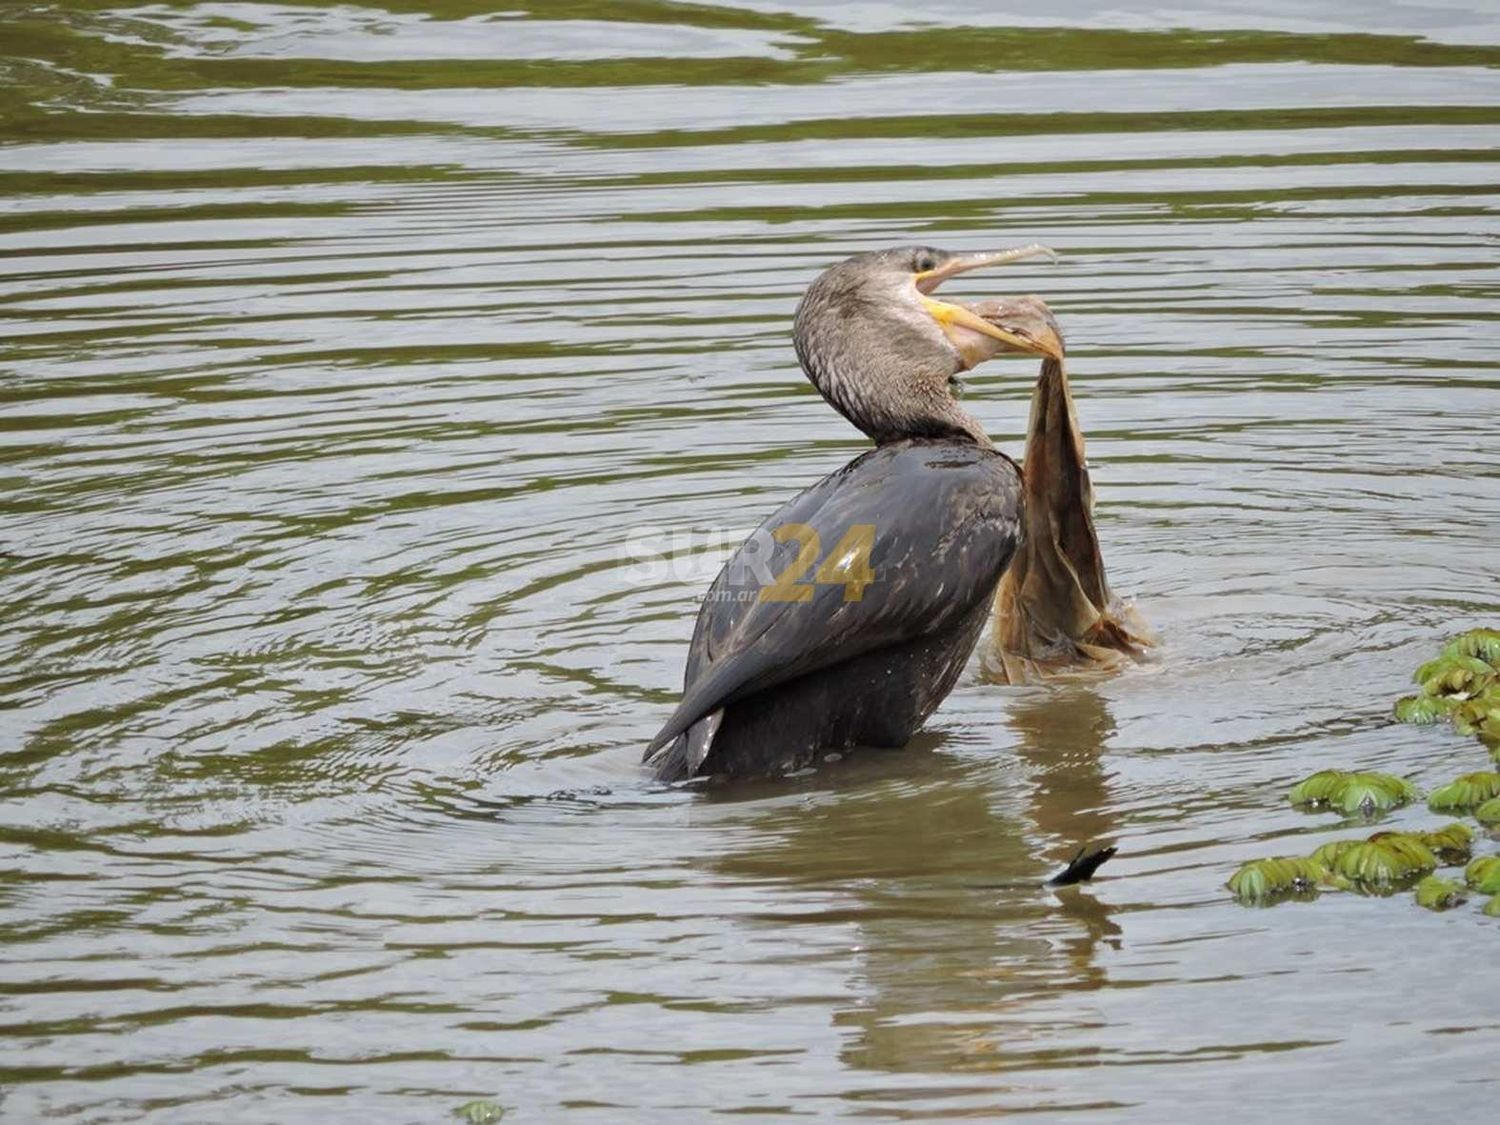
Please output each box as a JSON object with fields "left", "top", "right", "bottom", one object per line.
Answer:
{"left": 791, "top": 244, "right": 1063, "bottom": 446}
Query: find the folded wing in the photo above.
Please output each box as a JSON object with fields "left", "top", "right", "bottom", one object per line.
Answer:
{"left": 645, "top": 440, "right": 1022, "bottom": 762}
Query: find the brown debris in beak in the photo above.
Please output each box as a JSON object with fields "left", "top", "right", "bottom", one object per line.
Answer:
{"left": 950, "top": 295, "right": 1064, "bottom": 367}
{"left": 976, "top": 308, "right": 1154, "bottom": 684}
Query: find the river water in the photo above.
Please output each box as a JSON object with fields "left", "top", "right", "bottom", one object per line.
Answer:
{"left": 4, "top": 2, "right": 1500, "bottom": 1121}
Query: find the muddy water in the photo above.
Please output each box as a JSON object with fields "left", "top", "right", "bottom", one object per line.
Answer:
{"left": 3, "top": 2, "right": 1500, "bottom": 1120}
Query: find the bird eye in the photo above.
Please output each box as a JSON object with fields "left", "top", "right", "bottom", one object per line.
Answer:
{"left": 915, "top": 252, "right": 935, "bottom": 273}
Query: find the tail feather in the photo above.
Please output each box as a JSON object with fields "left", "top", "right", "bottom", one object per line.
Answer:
{"left": 645, "top": 709, "right": 723, "bottom": 782}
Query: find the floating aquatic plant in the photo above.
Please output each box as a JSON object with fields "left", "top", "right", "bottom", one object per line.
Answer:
{"left": 1328, "top": 833, "right": 1437, "bottom": 891}
{"left": 1226, "top": 856, "right": 1326, "bottom": 903}
{"left": 1234, "top": 823, "right": 1499, "bottom": 912}
{"left": 1233, "top": 627, "right": 1500, "bottom": 917}
{"left": 1464, "top": 856, "right": 1500, "bottom": 894}
{"left": 1446, "top": 627, "right": 1500, "bottom": 664}
{"left": 1372, "top": 831, "right": 1439, "bottom": 865}
{"left": 1393, "top": 694, "right": 1453, "bottom": 726}
{"left": 1352, "top": 776, "right": 1424, "bottom": 815}
{"left": 1453, "top": 695, "right": 1500, "bottom": 741}
{"left": 1475, "top": 797, "right": 1500, "bottom": 827}
{"left": 1413, "top": 875, "right": 1468, "bottom": 911}
{"left": 1309, "top": 829, "right": 1456, "bottom": 883}
{"left": 1396, "top": 629, "right": 1500, "bottom": 748}
{"left": 1419, "top": 822, "right": 1474, "bottom": 865}
{"left": 1287, "top": 769, "right": 1417, "bottom": 816}
{"left": 1414, "top": 652, "right": 1494, "bottom": 695}
{"left": 1329, "top": 842, "right": 1411, "bottom": 889}
{"left": 1309, "top": 839, "right": 1358, "bottom": 869}
{"left": 1287, "top": 770, "right": 1346, "bottom": 805}
{"left": 1427, "top": 771, "right": 1500, "bottom": 813}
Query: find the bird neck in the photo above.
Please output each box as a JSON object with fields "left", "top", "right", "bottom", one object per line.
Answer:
{"left": 925, "top": 402, "right": 994, "bottom": 450}
{"left": 796, "top": 343, "right": 992, "bottom": 449}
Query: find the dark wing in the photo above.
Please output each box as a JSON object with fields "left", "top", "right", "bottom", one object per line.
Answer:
{"left": 645, "top": 440, "right": 1021, "bottom": 758}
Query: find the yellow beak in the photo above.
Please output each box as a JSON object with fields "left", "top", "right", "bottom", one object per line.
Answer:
{"left": 914, "top": 244, "right": 1063, "bottom": 361}
{"left": 922, "top": 295, "right": 1065, "bottom": 363}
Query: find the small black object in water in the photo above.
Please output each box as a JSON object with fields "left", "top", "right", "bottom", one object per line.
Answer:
{"left": 1047, "top": 842, "right": 1118, "bottom": 886}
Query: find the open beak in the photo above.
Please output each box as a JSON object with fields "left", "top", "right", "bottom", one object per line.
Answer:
{"left": 923, "top": 295, "right": 1064, "bottom": 365}
{"left": 914, "top": 245, "right": 1063, "bottom": 364}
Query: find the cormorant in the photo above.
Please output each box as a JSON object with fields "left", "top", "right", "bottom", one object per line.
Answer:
{"left": 644, "top": 245, "right": 1139, "bottom": 782}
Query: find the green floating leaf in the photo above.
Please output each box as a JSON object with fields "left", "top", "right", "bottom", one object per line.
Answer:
{"left": 1485, "top": 894, "right": 1500, "bottom": 918}
{"left": 1452, "top": 692, "right": 1499, "bottom": 736}
{"left": 1330, "top": 834, "right": 1437, "bottom": 890}
{"left": 1464, "top": 856, "right": 1500, "bottom": 894}
{"left": 1413, "top": 658, "right": 1443, "bottom": 687}
{"left": 1394, "top": 694, "right": 1453, "bottom": 726}
{"left": 1334, "top": 773, "right": 1419, "bottom": 815}
{"left": 454, "top": 1101, "right": 505, "bottom": 1125}
{"left": 1398, "top": 630, "right": 1500, "bottom": 749}
{"left": 1414, "top": 875, "right": 1468, "bottom": 911}
{"left": 1288, "top": 769, "right": 1346, "bottom": 806}
{"left": 1227, "top": 856, "right": 1326, "bottom": 903}
{"left": 1427, "top": 772, "right": 1500, "bottom": 813}
{"left": 1420, "top": 822, "right": 1475, "bottom": 865}
{"left": 1287, "top": 769, "right": 1417, "bottom": 815}
{"left": 1369, "top": 832, "right": 1439, "bottom": 869}
{"left": 1480, "top": 708, "right": 1500, "bottom": 749}
{"left": 1474, "top": 797, "right": 1500, "bottom": 826}
{"left": 1309, "top": 839, "right": 1359, "bottom": 869}
{"left": 1419, "top": 653, "right": 1495, "bottom": 697}
{"left": 1445, "top": 628, "right": 1500, "bottom": 665}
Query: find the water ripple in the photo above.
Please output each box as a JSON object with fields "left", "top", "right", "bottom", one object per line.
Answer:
{"left": 3, "top": 2, "right": 1500, "bottom": 1120}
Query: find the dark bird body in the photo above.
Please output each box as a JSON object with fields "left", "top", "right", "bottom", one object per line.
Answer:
{"left": 645, "top": 245, "right": 1064, "bottom": 782}
{"left": 648, "top": 440, "right": 1022, "bottom": 780}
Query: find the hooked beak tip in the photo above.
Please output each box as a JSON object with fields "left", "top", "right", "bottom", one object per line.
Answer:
{"left": 923, "top": 294, "right": 1066, "bottom": 364}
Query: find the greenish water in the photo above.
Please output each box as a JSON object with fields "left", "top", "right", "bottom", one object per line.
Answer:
{"left": 3, "top": 2, "right": 1500, "bottom": 1120}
